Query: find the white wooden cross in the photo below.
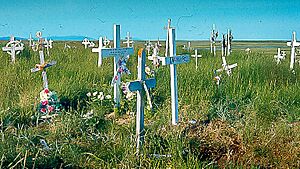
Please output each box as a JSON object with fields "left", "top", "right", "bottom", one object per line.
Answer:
{"left": 287, "top": 31, "right": 300, "bottom": 70}
{"left": 148, "top": 43, "right": 161, "bottom": 68}
{"left": 31, "top": 50, "right": 56, "bottom": 89}
{"left": 145, "top": 40, "right": 153, "bottom": 55}
{"left": 82, "top": 38, "right": 90, "bottom": 49}
{"left": 2, "top": 36, "right": 24, "bottom": 63}
{"left": 274, "top": 48, "right": 285, "bottom": 64}
{"left": 123, "top": 32, "right": 134, "bottom": 47}
{"left": 216, "top": 56, "right": 237, "bottom": 76}
{"left": 159, "top": 26, "right": 190, "bottom": 125}
{"left": 93, "top": 24, "right": 134, "bottom": 107}
{"left": 126, "top": 49, "right": 156, "bottom": 150}
{"left": 191, "top": 49, "right": 202, "bottom": 70}
{"left": 92, "top": 37, "right": 105, "bottom": 67}
{"left": 227, "top": 29, "right": 233, "bottom": 56}
{"left": 210, "top": 24, "right": 218, "bottom": 56}
{"left": 28, "top": 33, "right": 34, "bottom": 47}
{"left": 43, "top": 38, "right": 53, "bottom": 56}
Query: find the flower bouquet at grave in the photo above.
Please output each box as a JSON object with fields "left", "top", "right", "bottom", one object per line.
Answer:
{"left": 37, "top": 88, "right": 61, "bottom": 117}
{"left": 111, "top": 55, "right": 131, "bottom": 86}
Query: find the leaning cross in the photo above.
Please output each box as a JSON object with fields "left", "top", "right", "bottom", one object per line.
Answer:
{"left": 93, "top": 24, "right": 134, "bottom": 107}
{"left": 159, "top": 26, "right": 190, "bottom": 125}
{"left": 126, "top": 48, "right": 156, "bottom": 150}
{"left": 287, "top": 31, "right": 300, "bottom": 70}
{"left": 216, "top": 56, "right": 237, "bottom": 76}
{"left": 2, "top": 36, "right": 24, "bottom": 63}
{"left": 191, "top": 49, "right": 202, "bottom": 70}
{"left": 31, "top": 50, "right": 56, "bottom": 89}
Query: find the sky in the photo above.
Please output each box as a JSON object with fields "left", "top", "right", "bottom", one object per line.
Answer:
{"left": 1, "top": 0, "right": 300, "bottom": 40}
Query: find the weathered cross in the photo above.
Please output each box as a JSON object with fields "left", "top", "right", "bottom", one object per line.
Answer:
{"left": 191, "top": 49, "right": 202, "bottom": 70}
{"left": 145, "top": 40, "right": 153, "bottom": 55}
{"left": 227, "top": 29, "right": 233, "bottom": 56}
{"left": 31, "top": 50, "right": 56, "bottom": 89}
{"left": 44, "top": 38, "right": 53, "bottom": 56}
{"left": 123, "top": 32, "right": 134, "bottom": 47}
{"left": 216, "top": 56, "right": 237, "bottom": 76}
{"left": 2, "top": 36, "right": 24, "bottom": 63}
{"left": 28, "top": 33, "right": 34, "bottom": 47}
{"left": 92, "top": 24, "right": 134, "bottom": 107}
{"left": 159, "top": 24, "right": 190, "bottom": 125}
{"left": 210, "top": 24, "right": 218, "bottom": 56}
{"left": 126, "top": 48, "right": 156, "bottom": 150}
{"left": 82, "top": 38, "right": 90, "bottom": 49}
{"left": 148, "top": 43, "right": 161, "bottom": 68}
{"left": 287, "top": 31, "right": 300, "bottom": 70}
{"left": 221, "top": 34, "right": 227, "bottom": 57}
{"left": 274, "top": 48, "right": 285, "bottom": 64}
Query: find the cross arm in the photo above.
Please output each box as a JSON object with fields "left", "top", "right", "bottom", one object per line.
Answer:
{"left": 159, "top": 55, "right": 190, "bottom": 65}
{"left": 101, "top": 47, "right": 134, "bottom": 58}
{"left": 31, "top": 61, "right": 57, "bottom": 73}
{"left": 126, "top": 78, "right": 156, "bottom": 92}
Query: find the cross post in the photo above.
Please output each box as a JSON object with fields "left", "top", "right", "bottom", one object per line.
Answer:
{"left": 126, "top": 49, "right": 156, "bottom": 150}
{"left": 287, "top": 31, "right": 300, "bottom": 70}
{"left": 159, "top": 27, "right": 190, "bottom": 125}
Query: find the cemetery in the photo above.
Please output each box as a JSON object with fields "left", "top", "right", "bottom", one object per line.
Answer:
{"left": 0, "top": 2, "right": 300, "bottom": 168}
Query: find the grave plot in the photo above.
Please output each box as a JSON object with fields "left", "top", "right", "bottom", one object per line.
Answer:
{"left": 2, "top": 36, "right": 24, "bottom": 63}
{"left": 287, "top": 31, "right": 300, "bottom": 70}
{"left": 30, "top": 31, "right": 60, "bottom": 119}
{"left": 92, "top": 24, "right": 134, "bottom": 107}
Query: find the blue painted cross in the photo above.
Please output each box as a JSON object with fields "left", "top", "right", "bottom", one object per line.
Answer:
{"left": 126, "top": 49, "right": 156, "bottom": 150}
{"left": 159, "top": 23, "right": 190, "bottom": 125}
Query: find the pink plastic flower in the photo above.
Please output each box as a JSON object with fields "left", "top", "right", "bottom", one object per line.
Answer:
{"left": 44, "top": 88, "right": 49, "bottom": 94}
{"left": 40, "top": 108, "right": 47, "bottom": 113}
{"left": 48, "top": 106, "right": 54, "bottom": 113}
{"left": 42, "top": 100, "right": 48, "bottom": 106}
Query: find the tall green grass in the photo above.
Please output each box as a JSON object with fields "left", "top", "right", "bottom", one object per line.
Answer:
{"left": 0, "top": 41, "right": 299, "bottom": 168}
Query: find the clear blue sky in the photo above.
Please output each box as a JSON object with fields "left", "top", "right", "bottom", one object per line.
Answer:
{"left": 1, "top": 0, "right": 300, "bottom": 40}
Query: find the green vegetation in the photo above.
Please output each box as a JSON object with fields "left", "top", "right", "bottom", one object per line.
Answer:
{"left": 0, "top": 41, "right": 299, "bottom": 168}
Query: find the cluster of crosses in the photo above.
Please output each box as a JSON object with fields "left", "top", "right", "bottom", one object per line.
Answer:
{"left": 90, "top": 20, "right": 190, "bottom": 150}
{"left": 221, "top": 29, "right": 233, "bottom": 57}
{"left": 82, "top": 38, "right": 95, "bottom": 49}
{"left": 30, "top": 32, "right": 54, "bottom": 56}
{"left": 210, "top": 24, "right": 218, "bottom": 56}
